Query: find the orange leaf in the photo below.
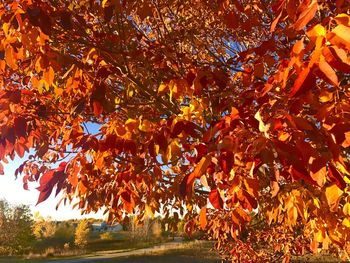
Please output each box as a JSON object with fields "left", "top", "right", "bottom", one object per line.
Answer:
{"left": 309, "top": 157, "right": 326, "bottom": 187}
{"left": 325, "top": 184, "right": 343, "bottom": 211}
{"left": 318, "top": 60, "right": 339, "bottom": 86}
{"left": 293, "top": 1, "right": 318, "bottom": 31}
{"left": 270, "top": 181, "right": 280, "bottom": 197}
{"left": 289, "top": 67, "right": 311, "bottom": 97}
{"left": 244, "top": 178, "right": 259, "bottom": 197}
{"left": 199, "top": 206, "right": 207, "bottom": 230}
{"left": 329, "top": 24, "right": 350, "bottom": 50}
{"left": 191, "top": 156, "right": 212, "bottom": 180}
{"left": 270, "top": 11, "right": 282, "bottom": 32}
{"left": 44, "top": 66, "right": 55, "bottom": 86}
{"left": 5, "top": 46, "right": 17, "bottom": 70}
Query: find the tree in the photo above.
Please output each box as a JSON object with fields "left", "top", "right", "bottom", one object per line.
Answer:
{"left": 0, "top": 200, "right": 34, "bottom": 254}
{"left": 1, "top": 0, "right": 350, "bottom": 261}
{"left": 32, "top": 213, "right": 57, "bottom": 240}
{"left": 74, "top": 220, "right": 90, "bottom": 248}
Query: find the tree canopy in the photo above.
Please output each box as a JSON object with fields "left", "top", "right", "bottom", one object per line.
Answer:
{"left": 1, "top": 0, "right": 350, "bottom": 261}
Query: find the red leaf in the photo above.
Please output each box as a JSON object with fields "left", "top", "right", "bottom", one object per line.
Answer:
{"left": 224, "top": 11, "right": 239, "bottom": 29}
{"left": 92, "top": 100, "right": 103, "bottom": 116}
{"left": 39, "top": 170, "right": 55, "bottom": 188}
{"left": 57, "top": 162, "right": 67, "bottom": 172}
{"left": 329, "top": 164, "right": 346, "bottom": 190}
{"left": 36, "top": 188, "right": 53, "bottom": 205}
{"left": 209, "top": 189, "right": 223, "bottom": 209}
{"left": 0, "top": 162, "right": 4, "bottom": 175}
{"left": 172, "top": 121, "right": 184, "bottom": 136}
{"left": 121, "top": 191, "right": 134, "bottom": 213}
{"left": 14, "top": 143, "right": 26, "bottom": 158}
{"left": 14, "top": 117, "right": 27, "bottom": 138}
{"left": 180, "top": 173, "right": 193, "bottom": 197}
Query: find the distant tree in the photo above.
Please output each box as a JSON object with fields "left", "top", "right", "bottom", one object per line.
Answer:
{"left": 0, "top": 199, "right": 34, "bottom": 254}
{"left": 74, "top": 220, "right": 90, "bottom": 248}
{"left": 55, "top": 221, "right": 74, "bottom": 243}
{"left": 32, "top": 213, "right": 56, "bottom": 240}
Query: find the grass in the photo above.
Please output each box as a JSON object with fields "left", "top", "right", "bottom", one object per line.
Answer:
{"left": 84, "top": 241, "right": 221, "bottom": 263}
{"left": 0, "top": 231, "right": 170, "bottom": 262}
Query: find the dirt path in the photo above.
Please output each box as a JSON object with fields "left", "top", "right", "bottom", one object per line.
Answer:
{"left": 45, "top": 241, "right": 219, "bottom": 263}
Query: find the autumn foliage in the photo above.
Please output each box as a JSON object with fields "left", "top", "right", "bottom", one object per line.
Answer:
{"left": 1, "top": 0, "right": 350, "bottom": 261}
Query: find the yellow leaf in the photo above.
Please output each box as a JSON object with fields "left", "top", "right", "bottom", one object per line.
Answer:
{"left": 319, "top": 90, "right": 333, "bottom": 102}
{"left": 336, "top": 161, "right": 350, "bottom": 176}
{"left": 343, "top": 203, "right": 350, "bottom": 215}
{"left": 158, "top": 82, "right": 167, "bottom": 93}
{"left": 278, "top": 131, "right": 290, "bottom": 142}
{"left": 125, "top": 119, "right": 139, "bottom": 131}
{"left": 166, "top": 140, "right": 181, "bottom": 162}
{"left": 38, "top": 79, "right": 49, "bottom": 94}
{"left": 307, "top": 24, "right": 326, "bottom": 42}
{"left": 182, "top": 106, "right": 192, "bottom": 121}
{"left": 315, "top": 230, "right": 324, "bottom": 243}
{"left": 3, "top": 23, "right": 9, "bottom": 37}
{"left": 325, "top": 184, "right": 343, "bottom": 210}
{"left": 313, "top": 197, "right": 320, "bottom": 209}
{"left": 155, "top": 144, "right": 159, "bottom": 155}
{"left": 169, "top": 80, "right": 177, "bottom": 102}
{"left": 342, "top": 218, "right": 350, "bottom": 228}
{"left": 102, "top": 0, "right": 109, "bottom": 8}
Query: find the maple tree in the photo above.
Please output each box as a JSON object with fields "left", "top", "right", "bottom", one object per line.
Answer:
{"left": 1, "top": 0, "right": 350, "bottom": 261}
